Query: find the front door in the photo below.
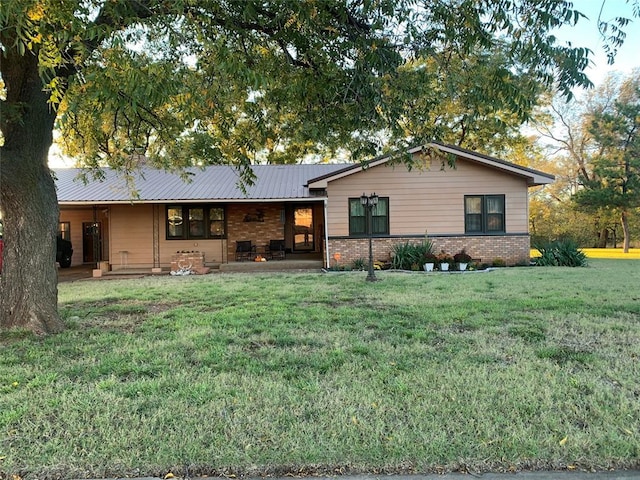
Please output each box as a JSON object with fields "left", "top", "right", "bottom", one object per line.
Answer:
{"left": 83, "top": 222, "right": 102, "bottom": 263}
{"left": 293, "top": 206, "right": 314, "bottom": 252}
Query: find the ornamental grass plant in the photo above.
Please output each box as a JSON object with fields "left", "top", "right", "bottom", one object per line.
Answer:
{"left": 1, "top": 259, "right": 639, "bottom": 479}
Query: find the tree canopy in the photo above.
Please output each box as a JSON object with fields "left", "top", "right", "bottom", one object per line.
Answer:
{"left": 573, "top": 71, "right": 640, "bottom": 252}
{"left": 1, "top": 0, "right": 637, "bottom": 333}
{"left": 534, "top": 71, "right": 640, "bottom": 251}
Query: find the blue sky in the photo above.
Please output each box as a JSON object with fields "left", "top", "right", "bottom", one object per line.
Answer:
{"left": 554, "top": 0, "right": 639, "bottom": 89}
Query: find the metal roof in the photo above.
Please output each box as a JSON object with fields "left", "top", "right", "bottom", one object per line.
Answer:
{"left": 54, "top": 164, "right": 349, "bottom": 204}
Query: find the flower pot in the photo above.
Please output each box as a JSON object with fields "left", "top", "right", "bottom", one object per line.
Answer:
{"left": 439, "top": 262, "right": 450, "bottom": 271}
{"left": 458, "top": 262, "right": 468, "bottom": 271}
{"left": 424, "top": 262, "right": 435, "bottom": 272}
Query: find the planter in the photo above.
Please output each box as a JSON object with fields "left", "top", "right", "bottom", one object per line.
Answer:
{"left": 423, "top": 262, "right": 435, "bottom": 272}
{"left": 458, "top": 262, "right": 468, "bottom": 271}
{"left": 439, "top": 262, "right": 450, "bottom": 271}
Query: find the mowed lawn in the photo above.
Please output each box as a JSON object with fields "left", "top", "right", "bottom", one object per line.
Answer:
{"left": 1, "top": 260, "right": 639, "bottom": 479}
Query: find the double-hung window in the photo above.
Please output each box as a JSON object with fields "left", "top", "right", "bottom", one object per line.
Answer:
{"left": 348, "top": 197, "right": 389, "bottom": 236}
{"left": 167, "top": 205, "right": 226, "bottom": 239}
{"left": 464, "top": 195, "right": 505, "bottom": 234}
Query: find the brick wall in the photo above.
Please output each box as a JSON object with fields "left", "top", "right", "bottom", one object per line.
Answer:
{"left": 171, "top": 252, "right": 207, "bottom": 274}
{"left": 327, "top": 235, "right": 530, "bottom": 267}
{"left": 227, "top": 203, "right": 285, "bottom": 260}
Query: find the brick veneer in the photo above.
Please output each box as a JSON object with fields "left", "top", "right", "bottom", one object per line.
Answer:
{"left": 226, "top": 203, "right": 285, "bottom": 260}
{"left": 171, "top": 252, "right": 208, "bottom": 274}
{"left": 327, "top": 235, "right": 531, "bottom": 267}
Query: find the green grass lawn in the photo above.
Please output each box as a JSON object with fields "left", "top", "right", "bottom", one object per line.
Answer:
{"left": 2, "top": 260, "right": 640, "bottom": 479}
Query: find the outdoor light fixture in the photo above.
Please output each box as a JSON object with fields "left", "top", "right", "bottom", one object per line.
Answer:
{"left": 360, "top": 192, "right": 379, "bottom": 282}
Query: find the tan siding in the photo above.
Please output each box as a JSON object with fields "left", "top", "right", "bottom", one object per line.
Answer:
{"left": 110, "top": 205, "right": 228, "bottom": 269}
{"left": 326, "top": 156, "right": 530, "bottom": 236}
{"left": 109, "top": 205, "right": 154, "bottom": 268}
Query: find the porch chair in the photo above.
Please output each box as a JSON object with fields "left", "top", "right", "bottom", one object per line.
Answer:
{"left": 235, "top": 240, "right": 256, "bottom": 261}
{"left": 266, "top": 239, "right": 286, "bottom": 260}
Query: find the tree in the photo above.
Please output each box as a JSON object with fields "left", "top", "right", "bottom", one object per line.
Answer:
{"left": 533, "top": 72, "right": 640, "bottom": 249}
{"left": 387, "top": 48, "right": 543, "bottom": 158}
{"left": 0, "top": 0, "right": 634, "bottom": 333}
{"left": 573, "top": 71, "right": 640, "bottom": 252}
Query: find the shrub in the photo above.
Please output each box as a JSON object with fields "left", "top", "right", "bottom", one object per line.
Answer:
{"left": 492, "top": 258, "right": 506, "bottom": 267}
{"left": 454, "top": 249, "right": 472, "bottom": 263}
{"left": 533, "top": 239, "right": 587, "bottom": 267}
{"left": 391, "top": 240, "right": 434, "bottom": 270}
{"left": 351, "top": 258, "right": 366, "bottom": 271}
{"left": 436, "top": 250, "right": 454, "bottom": 264}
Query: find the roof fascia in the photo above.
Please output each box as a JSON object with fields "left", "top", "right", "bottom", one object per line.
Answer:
{"left": 432, "top": 143, "right": 554, "bottom": 186}
{"left": 58, "top": 197, "right": 328, "bottom": 206}
{"left": 307, "top": 143, "right": 554, "bottom": 187}
{"left": 307, "top": 146, "right": 423, "bottom": 189}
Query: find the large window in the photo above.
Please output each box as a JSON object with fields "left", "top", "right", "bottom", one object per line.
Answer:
{"left": 349, "top": 197, "right": 389, "bottom": 236}
{"left": 464, "top": 195, "right": 505, "bottom": 234}
{"left": 167, "top": 205, "right": 226, "bottom": 239}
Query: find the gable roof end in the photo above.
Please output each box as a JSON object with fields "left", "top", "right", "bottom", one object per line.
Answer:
{"left": 307, "top": 143, "right": 554, "bottom": 188}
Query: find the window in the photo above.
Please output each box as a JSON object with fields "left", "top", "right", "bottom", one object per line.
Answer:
{"left": 464, "top": 195, "right": 505, "bottom": 234}
{"left": 167, "top": 205, "right": 226, "bottom": 239}
{"left": 58, "top": 221, "right": 71, "bottom": 241}
{"left": 348, "top": 197, "right": 389, "bottom": 236}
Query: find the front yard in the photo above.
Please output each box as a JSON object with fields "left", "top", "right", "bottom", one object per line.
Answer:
{"left": 1, "top": 260, "right": 639, "bottom": 479}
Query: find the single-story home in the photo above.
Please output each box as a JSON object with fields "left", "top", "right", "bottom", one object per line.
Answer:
{"left": 55, "top": 143, "right": 554, "bottom": 271}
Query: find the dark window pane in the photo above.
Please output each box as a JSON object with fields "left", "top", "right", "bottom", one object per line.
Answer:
{"left": 465, "top": 196, "right": 482, "bottom": 214}
{"left": 189, "top": 208, "right": 204, "bottom": 237}
{"left": 209, "top": 207, "right": 224, "bottom": 221}
{"left": 350, "top": 217, "right": 366, "bottom": 235}
{"left": 349, "top": 199, "right": 366, "bottom": 235}
{"left": 372, "top": 216, "right": 387, "bottom": 234}
{"left": 209, "top": 207, "right": 225, "bottom": 237}
{"left": 486, "top": 196, "right": 504, "bottom": 214}
{"left": 487, "top": 214, "right": 504, "bottom": 232}
{"left": 350, "top": 200, "right": 365, "bottom": 216}
{"left": 372, "top": 198, "right": 387, "bottom": 216}
{"left": 466, "top": 214, "right": 482, "bottom": 232}
{"left": 167, "top": 207, "right": 184, "bottom": 238}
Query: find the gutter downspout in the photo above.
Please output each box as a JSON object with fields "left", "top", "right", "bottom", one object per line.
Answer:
{"left": 324, "top": 197, "right": 330, "bottom": 269}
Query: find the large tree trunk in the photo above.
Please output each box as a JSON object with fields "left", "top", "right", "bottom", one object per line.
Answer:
{"left": 621, "top": 210, "right": 630, "bottom": 254}
{"left": 0, "top": 50, "right": 64, "bottom": 334}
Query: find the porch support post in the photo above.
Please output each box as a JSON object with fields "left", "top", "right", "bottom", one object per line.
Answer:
{"left": 323, "top": 198, "right": 330, "bottom": 269}
{"left": 152, "top": 204, "right": 161, "bottom": 270}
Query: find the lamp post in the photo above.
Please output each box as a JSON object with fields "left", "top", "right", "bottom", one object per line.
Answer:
{"left": 360, "top": 192, "right": 379, "bottom": 282}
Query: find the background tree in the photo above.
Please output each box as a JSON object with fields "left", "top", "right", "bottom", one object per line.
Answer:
{"left": 536, "top": 71, "right": 640, "bottom": 251}
{"left": 574, "top": 71, "right": 640, "bottom": 252}
{"left": 388, "top": 49, "right": 542, "bottom": 158}
{"left": 1, "top": 0, "right": 635, "bottom": 334}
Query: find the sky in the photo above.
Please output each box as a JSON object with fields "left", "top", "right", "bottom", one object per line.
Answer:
{"left": 554, "top": 0, "right": 640, "bottom": 90}
{"left": 47, "top": 1, "right": 640, "bottom": 167}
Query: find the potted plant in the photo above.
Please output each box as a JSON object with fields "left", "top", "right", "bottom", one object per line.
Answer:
{"left": 437, "top": 251, "right": 453, "bottom": 271}
{"left": 423, "top": 252, "right": 437, "bottom": 272}
{"left": 454, "top": 249, "right": 473, "bottom": 271}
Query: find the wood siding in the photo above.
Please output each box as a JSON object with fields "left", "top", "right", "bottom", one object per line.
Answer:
{"left": 109, "top": 204, "right": 227, "bottom": 269}
{"left": 325, "top": 156, "right": 530, "bottom": 237}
